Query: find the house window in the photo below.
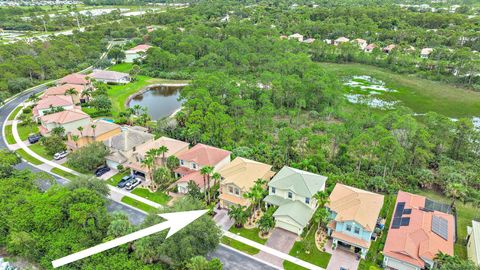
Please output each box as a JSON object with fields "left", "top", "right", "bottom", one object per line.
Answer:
{"left": 235, "top": 188, "right": 240, "bottom": 195}
{"left": 228, "top": 186, "right": 234, "bottom": 194}
{"left": 346, "top": 224, "right": 352, "bottom": 232}
{"left": 180, "top": 160, "right": 184, "bottom": 166}
{"left": 271, "top": 187, "right": 276, "bottom": 194}
{"left": 305, "top": 197, "right": 310, "bottom": 204}
{"left": 288, "top": 192, "right": 293, "bottom": 199}
{"left": 192, "top": 163, "right": 197, "bottom": 169}
{"left": 354, "top": 227, "right": 360, "bottom": 234}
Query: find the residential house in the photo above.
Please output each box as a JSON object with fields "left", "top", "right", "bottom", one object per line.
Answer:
{"left": 103, "top": 127, "right": 154, "bottom": 169}
{"left": 302, "top": 38, "right": 316, "bottom": 44}
{"left": 58, "top": 73, "right": 90, "bottom": 86}
{"left": 218, "top": 157, "right": 275, "bottom": 208}
{"left": 126, "top": 136, "right": 190, "bottom": 179}
{"left": 421, "top": 48, "right": 434, "bottom": 59}
{"left": 383, "top": 44, "right": 397, "bottom": 53}
{"left": 174, "top": 143, "right": 231, "bottom": 193}
{"left": 43, "top": 84, "right": 87, "bottom": 104}
{"left": 89, "top": 70, "right": 131, "bottom": 84}
{"left": 326, "top": 184, "right": 384, "bottom": 258}
{"left": 288, "top": 33, "right": 304, "bottom": 42}
{"left": 39, "top": 109, "right": 90, "bottom": 136}
{"left": 323, "top": 39, "right": 333, "bottom": 45}
{"left": 383, "top": 191, "right": 455, "bottom": 270}
{"left": 125, "top": 44, "right": 152, "bottom": 63}
{"left": 364, "top": 43, "right": 377, "bottom": 53}
{"left": 66, "top": 119, "right": 121, "bottom": 150}
{"left": 467, "top": 220, "right": 480, "bottom": 266}
{"left": 352, "top": 38, "right": 368, "bottom": 49}
{"left": 264, "top": 166, "right": 327, "bottom": 235}
{"left": 334, "top": 37, "right": 350, "bottom": 46}
{"left": 33, "top": 95, "right": 75, "bottom": 117}
{"left": 279, "top": 35, "right": 288, "bottom": 40}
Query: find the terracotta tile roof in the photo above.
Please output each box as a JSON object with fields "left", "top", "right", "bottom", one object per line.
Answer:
{"left": 44, "top": 84, "right": 85, "bottom": 96}
{"left": 175, "top": 170, "right": 206, "bottom": 188}
{"left": 174, "top": 166, "right": 196, "bottom": 176}
{"left": 134, "top": 136, "right": 189, "bottom": 160}
{"left": 219, "top": 193, "right": 249, "bottom": 207}
{"left": 218, "top": 157, "right": 274, "bottom": 191}
{"left": 127, "top": 44, "right": 152, "bottom": 53}
{"left": 40, "top": 109, "right": 90, "bottom": 125}
{"left": 327, "top": 184, "right": 384, "bottom": 231}
{"left": 35, "top": 95, "right": 74, "bottom": 110}
{"left": 69, "top": 119, "right": 120, "bottom": 137}
{"left": 332, "top": 231, "right": 371, "bottom": 249}
{"left": 365, "top": 44, "right": 377, "bottom": 50}
{"left": 58, "top": 73, "right": 89, "bottom": 85}
{"left": 383, "top": 191, "right": 455, "bottom": 268}
{"left": 176, "top": 143, "right": 230, "bottom": 167}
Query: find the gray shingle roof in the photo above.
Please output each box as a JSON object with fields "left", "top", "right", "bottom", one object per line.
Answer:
{"left": 268, "top": 166, "right": 327, "bottom": 197}
{"left": 273, "top": 200, "right": 315, "bottom": 227}
{"left": 104, "top": 128, "right": 153, "bottom": 152}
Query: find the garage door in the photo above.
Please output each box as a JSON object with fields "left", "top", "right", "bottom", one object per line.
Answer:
{"left": 276, "top": 220, "right": 301, "bottom": 235}
{"left": 106, "top": 160, "right": 120, "bottom": 169}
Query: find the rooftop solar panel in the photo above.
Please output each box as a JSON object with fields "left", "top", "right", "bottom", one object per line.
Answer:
{"left": 432, "top": 215, "right": 449, "bottom": 240}
{"left": 394, "top": 202, "right": 405, "bottom": 218}
{"left": 401, "top": 217, "right": 410, "bottom": 226}
{"left": 392, "top": 217, "right": 401, "bottom": 229}
{"left": 403, "top": 208, "right": 412, "bottom": 215}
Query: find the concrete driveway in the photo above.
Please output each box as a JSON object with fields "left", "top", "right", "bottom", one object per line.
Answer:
{"left": 99, "top": 169, "right": 118, "bottom": 180}
{"left": 213, "top": 207, "right": 234, "bottom": 230}
{"left": 326, "top": 241, "right": 360, "bottom": 270}
{"left": 255, "top": 228, "right": 298, "bottom": 267}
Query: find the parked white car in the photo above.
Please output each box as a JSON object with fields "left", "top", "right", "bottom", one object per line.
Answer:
{"left": 126, "top": 178, "right": 142, "bottom": 190}
{"left": 53, "top": 151, "right": 68, "bottom": 160}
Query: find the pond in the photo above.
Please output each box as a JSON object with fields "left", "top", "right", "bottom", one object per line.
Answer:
{"left": 128, "top": 85, "right": 184, "bottom": 120}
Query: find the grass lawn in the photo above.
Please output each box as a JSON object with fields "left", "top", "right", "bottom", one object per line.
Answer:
{"left": 15, "top": 149, "right": 43, "bottom": 165}
{"left": 284, "top": 223, "right": 331, "bottom": 270}
{"left": 51, "top": 168, "right": 76, "bottom": 180}
{"left": 319, "top": 62, "right": 480, "bottom": 118}
{"left": 17, "top": 124, "right": 39, "bottom": 141}
{"left": 108, "top": 63, "right": 133, "bottom": 73}
{"left": 220, "top": 237, "right": 261, "bottom": 255}
{"left": 29, "top": 143, "right": 53, "bottom": 160}
{"left": 131, "top": 188, "right": 171, "bottom": 206}
{"left": 8, "top": 106, "right": 23, "bottom": 120}
{"left": 4, "top": 125, "right": 16, "bottom": 144}
{"left": 417, "top": 190, "right": 480, "bottom": 259}
{"left": 121, "top": 196, "right": 158, "bottom": 213}
{"left": 229, "top": 226, "right": 268, "bottom": 245}
{"left": 106, "top": 171, "right": 130, "bottom": 186}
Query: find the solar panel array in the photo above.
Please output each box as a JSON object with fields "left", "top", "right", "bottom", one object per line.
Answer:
{"left": 432, "top": 215, "right": 449, "bottom": 240}
{"left": 391, "top": 202, "right": 411, "bottom": 229}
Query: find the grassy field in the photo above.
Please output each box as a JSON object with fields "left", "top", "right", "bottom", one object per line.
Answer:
{"left": 284, "top": 223, "right": 331, "bottom": 270}
{"left": 106, "top": 63, "right": 189, "bottom": 116}
{"left": 29, "top": 143, "right": 53, "bottom": 160}
{"left": 107, "top": 171, "right": 130, "bottom": 186}
{"left": 51, "top": 168, "right": 76, "bottom": 180}
{"left": 17, "top": 124, "right": 39, "bottom": 141}
{"left": 15, "top": 149, "right": 43, "bottom": 165}
{"left": 228, "top": 226, "right": 268, "bottom": 245}
{"left": 4, "top": 125, "right": 15, "bottom": 145}
{"left": 319, "top": 63, "right": 480, "bottom": 118}
{"left": 121, "top": 196, "right": 158, "bottom": 213}
{"left": 220, "top": 237, "right": 261, "bottom": 255}
{"left": 8, "top": 106, "right": 23, "bottom": 120}
{"left": 131, "top": 188, "right": 171, "bottom": 206}
{"left": 417, "top": 190, "right": 479, "bottom": 259}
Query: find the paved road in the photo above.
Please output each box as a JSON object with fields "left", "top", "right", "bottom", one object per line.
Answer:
{"left": 0, "top": 85, "right": 277, "bottom": 269}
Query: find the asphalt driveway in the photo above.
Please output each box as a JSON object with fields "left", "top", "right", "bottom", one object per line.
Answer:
{"left": 255, "top": 228, "right": 298, "bottom": 267}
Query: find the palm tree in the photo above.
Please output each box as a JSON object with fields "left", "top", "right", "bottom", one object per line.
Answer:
{"left": 91, "top": 124, "right": 97, "bottom": 138}
{"left": 157, "top": 145, "right": 169, "bottom": 165}
{"left": 313, "top": 190, "right": 329, "bottom": 208}
{"left": 257, "top": 210, "right": 275, "bottom": 236}
{"left": 200, "top": 166, "right": 214, "bottom": 203}
{"left": 81, "top": 88, "right": 93, "bottom": 102}
{"left": 152, "top": 167, "right": 171, "bottom": 191}
{"left": 211, "top": 172, "right": 221, "bottom": 201}
{"left": 243, "top": 180, "right": 266, "bottom": 223}
{"left": 65, "top": 88, "right": 78, "bottom": 98}
{"left": 313, "top": 208, "right": 330, "bottom": 230}
{"left": 141, "top": 155, "right": 154, "bottom": 190}
{"left": 445, "top": 182, "right": 467, "bottom": 209}
{"left": 132, "top": 104, "right": 142, "bottom": 116}
{"left": 228, "top": 205, "right": 248, "bottom": 228}
{"left": 77, "top": 126, "right": 84, "bottom": 137}
{"left": 71, "top": 135, "right": 79, "bottom": 148}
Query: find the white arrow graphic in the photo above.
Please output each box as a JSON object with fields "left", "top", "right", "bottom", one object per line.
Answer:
{"left": 52, "top": 209, "right": 208, "bottom": 268}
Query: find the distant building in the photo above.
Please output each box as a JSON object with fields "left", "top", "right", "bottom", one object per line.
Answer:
{"left": 67, "top": 120, "right": 121, "bottom": 150}
{"left": 302, "top": 38, "right": 316, "bottom": 44}
{"left": 334, "top": 37, "right": 350, "bottom": 46}
{"left": 33, "top": 95, "right": 74, "bottom": 117}
{"left": 421, "top": 48, "right": 434, "bottom": 59}
{"left": 364, "top": 43, "right": 377, "bottom": 53}
{"left": 58, "top": 73, "right": 90, "bottom": 86}
{"left": 288, "top": 33, "right": 304, "bottom": 42}
{"left": 39, "top": 109, "right": 90, "bottom": 136}
{"left": 383, "top": 191, "right": 455, "bottom": 270}
{"left": 467, "top": 220, "right": 480, "bottom": 266}
{"left": 125, "top": 44, "right": 152, "bottom": 63}
{"left": 43, "top": 84, "right": 88, "bottom": 104}
{"left": 352, "top": 38, "right": 367, "bottom": 49}
{"left": 104, "top": 127, "right": 154, "bottom": 169}
{"left": 89, "top": 70, "right": 130, "bottom": 84}
{"left": 383, "top": 44, "right": 396, "bottom": 53}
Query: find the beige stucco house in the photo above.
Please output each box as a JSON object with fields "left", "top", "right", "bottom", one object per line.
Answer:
{"left": 39, "top": 109, "right": 91, "bottom": 136}
{"left": 67, "top": 120, "right": 121, "bottom": 150}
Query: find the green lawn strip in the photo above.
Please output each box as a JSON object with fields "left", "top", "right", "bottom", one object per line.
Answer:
{"left": 4, "top": 125, "right": 16, "bottom": 145}
{"left": 106, "top": 171, "right": 130, "bottom": 186}
{"left": 130, "top": 188, "right": 171, "bottom": 206}
{"left": 220, "top": 237, "right": 261, "bottom": 255}
{"left": 284, "top": 223, "right": 331, "bottom": 270}
{"left": 121, "top": 196, "right": 158, "bottom": 213}
{"left": 50, "top": 168, "right": 76, "bottom": 180}
{"left": 28, "top": 143, "right": 53, "bottom": 160}
{"left": 8, "top": 106, "right": 23, "bottom": 120}
{"left": 416, "top": 190, "right": 479, "bottom": 259}
{"left": 108, "top": 63, "right": 133, "bottom": 73}
{"left": 319, "top": 62, "right": 480, "bottom": 118}
{"left": 358, "top": 194, "right": 396, "bottom": 270}
{"left": 283, "top": 261, "right": 310, "bottom": 270}
{"left": 228, "top": 226, "right": 268, "bottom": 244}
{"left": 15, "top": 149, "right": 43, "bottom": 165}
{"left": 17, "top": 124, "right": 39, "bottom": 141}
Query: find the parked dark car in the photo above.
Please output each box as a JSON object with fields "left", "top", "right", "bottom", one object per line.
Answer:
{"left": 117, "top": 175, "right": 133, "bottom": 188}
{"left": 95, "top": 166, "right": 111, "bottom": 177}
{"left": 28, "top": 134, "right": 42, "bottom": 144}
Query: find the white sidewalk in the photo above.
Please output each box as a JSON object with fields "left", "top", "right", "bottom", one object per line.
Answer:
{"left": 223, "top": 230, "right": 325, "bottom": 270}
{"left": 11, "top": 119, "right": 162, "bottom": 209}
